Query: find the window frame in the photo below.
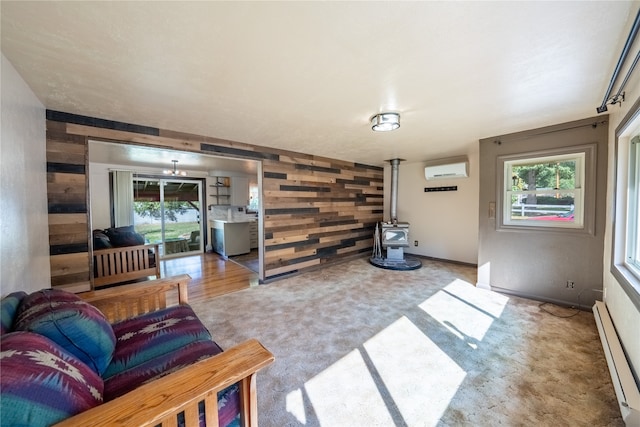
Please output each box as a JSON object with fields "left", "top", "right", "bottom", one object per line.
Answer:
{"left": 503, "top": 152, "right": 585, "bottom": 229}
{"left": 612, "top": 100, "right": 640, "bottom": 311}
{"left": 497, "top": 143, "right": 597, "bottom": 234}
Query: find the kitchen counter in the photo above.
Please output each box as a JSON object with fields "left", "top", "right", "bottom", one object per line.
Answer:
{"left": 210, "top": 220, "right": 251, "bottom": 257}
{"left": 210, "top": 218, "right": 256, "bottom": 225}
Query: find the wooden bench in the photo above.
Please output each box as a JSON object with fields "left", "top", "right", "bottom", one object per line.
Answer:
{"left": 93, "top": 243, "right": 161, "bottom": 288}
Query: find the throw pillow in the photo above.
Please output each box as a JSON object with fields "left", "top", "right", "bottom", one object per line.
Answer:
{"left": 93, "top": 230, "right": 112, "bottom": 249}
{"left": 0, "top": 291, "right": 27, "bottom": 335}
{"left": 0, "top": 331, "right": 104, "bottom": 427}
{"left": 14, "top": 289, "right": 116, "bottom": 375}
{"left": 105, "top": 226, "right": 145, "bottom": 247}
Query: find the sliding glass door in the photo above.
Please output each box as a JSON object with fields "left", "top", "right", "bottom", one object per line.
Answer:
{"left": 132, "top": 177, "right": 203, "bottom": 258}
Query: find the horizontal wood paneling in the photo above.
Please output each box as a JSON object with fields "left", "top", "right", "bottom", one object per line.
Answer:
{"left": 45, "top": 110, "right": 383, "bottom": 283}
{"left": 46, "top": 121, "right": 90, "bottom": 290}
{"left": 261, "top": 156, "right": 382, "bottom": 277}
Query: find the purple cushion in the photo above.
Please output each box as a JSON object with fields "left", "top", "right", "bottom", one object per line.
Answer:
{"left": 103, "top": 304, "right": 217, "bottom": 379}
{"left": 14, "top": 289, "right": 116, "bottom": 375}
{"left": 180, "top": 384, "right": 241, "bottom": 427}
{"left": 1, "top": 291, "right": 27, "bottom": 335}
{"left": 104, "top": 339, "right": 222, "bottom": 400}
{"left": 0, "top": 331, "right": 104, "bottom": 427}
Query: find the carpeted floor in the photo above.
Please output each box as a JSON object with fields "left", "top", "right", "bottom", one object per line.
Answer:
{"left": 189, "top": 257, "right": 622, "bottom": 427}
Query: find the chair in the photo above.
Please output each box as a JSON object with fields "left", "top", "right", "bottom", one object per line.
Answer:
{"left": 188, "top": 230, "right": 200, "bottom": 251}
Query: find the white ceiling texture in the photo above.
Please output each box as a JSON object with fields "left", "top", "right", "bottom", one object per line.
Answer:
{"left": 1, "top": 1, "right": 637, "bottom": 171}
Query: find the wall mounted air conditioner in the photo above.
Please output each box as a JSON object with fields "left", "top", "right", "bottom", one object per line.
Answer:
{"left": 424, "top": 158, "right": 469, "bottom": 180}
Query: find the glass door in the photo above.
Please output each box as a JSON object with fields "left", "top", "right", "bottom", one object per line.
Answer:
{"left": 133, "top": 177, "right": 203, "bottom": 258}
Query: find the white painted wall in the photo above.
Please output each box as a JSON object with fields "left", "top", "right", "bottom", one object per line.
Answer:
{"left": 386, "top": 147, "right": 479, "bottom": 265}
{"left": 0, "top": 54, "right": 49, "bottom": 295}
{"left": 89, "top": 163, "right": 112, "bottom": 230}
{"left": 603, "top": 70, "right": 640, "bottom": 377}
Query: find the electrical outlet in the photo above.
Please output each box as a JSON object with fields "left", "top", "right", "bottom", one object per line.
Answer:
{"left": 566, "top": 280, "right": 575, "bottom": 289}
{"left": 414, "top": 240, "right": 418, "bottom": 247}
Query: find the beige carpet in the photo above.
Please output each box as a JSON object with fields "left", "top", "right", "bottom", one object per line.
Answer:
{"left": 189, "top": 257, "right": 622, "bottom": 427}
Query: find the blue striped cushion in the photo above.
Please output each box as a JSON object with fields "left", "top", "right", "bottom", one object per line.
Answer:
{"left": 14, "top": 289, "right": 116, "bottom": 375}
{"left": 104, "top": 339, "right": 238, "bottom": 427}
{"left": 1, "top": 291, "right": 27, "bottom": 335}
{"left": 0, "top": 331, "right": 104, "bottom": 427}
{"left": 103, "top": 304, "right": 217, "bottom": 379}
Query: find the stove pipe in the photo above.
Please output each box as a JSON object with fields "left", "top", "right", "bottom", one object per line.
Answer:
{"left": 389, "top": 159, "right": 401, "bottom": 223}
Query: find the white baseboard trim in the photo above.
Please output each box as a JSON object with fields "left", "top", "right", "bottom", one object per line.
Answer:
{"left": 476, "top": 282, "right": 491, "bottom": 290}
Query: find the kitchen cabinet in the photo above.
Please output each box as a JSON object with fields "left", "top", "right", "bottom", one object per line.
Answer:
{"left": 249, "top": 221, "right": 258, "bottom": 249}
{"left": 210, "top": 220, "right": 250, "bottom": 257}
{"left": 230, "top": 176, "right": 249, "bottom": 206}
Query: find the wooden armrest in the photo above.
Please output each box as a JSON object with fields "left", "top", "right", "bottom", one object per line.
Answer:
{"left": 79, "top": 274, "right": 191, "bottom": 322}
{"left": 53, "top": 339, "right": 275, "bottom": 427}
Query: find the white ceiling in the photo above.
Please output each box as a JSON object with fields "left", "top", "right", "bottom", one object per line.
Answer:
{"left": 2, "top": 1, "right": 637, "bottom": 168}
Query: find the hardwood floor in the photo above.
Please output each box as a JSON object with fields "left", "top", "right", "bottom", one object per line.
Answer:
{"left": 161, "top": 252, "right": 258, "bottom": 304}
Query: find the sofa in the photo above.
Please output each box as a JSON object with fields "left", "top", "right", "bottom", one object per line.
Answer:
{"left": 92, "top": 226, "right": 160, "bottom": 288}
{"left": 0, "top": 274, "right": 274, "bottom": 427}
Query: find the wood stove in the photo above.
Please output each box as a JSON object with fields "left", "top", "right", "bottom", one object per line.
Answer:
{"left": 370, "top": 159, "right": 421, "bottom": 270}
{"left": 381, "top": 222, "right": 410, "bottom": 261}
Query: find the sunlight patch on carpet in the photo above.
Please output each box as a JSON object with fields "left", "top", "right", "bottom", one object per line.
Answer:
{"left": 419, "top": 279, "right": 509, "bottom": 346}
{"left": 302, "top": 349, "right": 396, "bottom": 425}
{"left": 286, "top": 388, "right": 306, "bottom": 424}
{"left": 363, "top": 316, "right": 467, "bottom": 426}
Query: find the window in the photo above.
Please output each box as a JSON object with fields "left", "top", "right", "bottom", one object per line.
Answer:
{"left": 248, "top": 180, "right": 259, "bottom": 212}
{"left": 502, "top": 152, "right": 585, "bottom": 229}
{"left": 612, "top": 102, "right": 640, "bottom": 310}
{"left": 625, "top": 136, "right": 640, "bottom": 278}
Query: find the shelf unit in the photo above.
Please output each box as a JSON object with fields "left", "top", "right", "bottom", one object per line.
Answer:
{"left": 209, "top": 177, "right": 231, "bottom": 206}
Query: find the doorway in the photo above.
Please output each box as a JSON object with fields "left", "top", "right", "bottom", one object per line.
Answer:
{"left": 133, "top": 176, "right": 204, "bottom": 258}
{"left": 88, "top": 139, "right": 263, "bottom": 280}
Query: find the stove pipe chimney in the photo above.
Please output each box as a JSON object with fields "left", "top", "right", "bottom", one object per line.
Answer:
{"left": 389, "top": 158, "right": 402, "bottom": 223}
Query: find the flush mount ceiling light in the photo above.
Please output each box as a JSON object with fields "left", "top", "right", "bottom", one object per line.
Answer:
{"left": 371, "top": 112, "right": 400, "bottom": 132}
{"left": 163, "top": 160, "right": 187, "bottom": 177}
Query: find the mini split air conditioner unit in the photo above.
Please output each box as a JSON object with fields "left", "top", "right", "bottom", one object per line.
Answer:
{"left": 424, "top": 158, "right": 469, "bottom": 180}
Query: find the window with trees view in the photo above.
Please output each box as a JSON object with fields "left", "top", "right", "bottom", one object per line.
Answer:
{"left": 503, "top": 152, "right": 585, "bottom": 228}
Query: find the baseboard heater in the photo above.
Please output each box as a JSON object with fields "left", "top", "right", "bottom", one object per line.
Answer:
{"left": 593, "top": 301, "right": 640, "bottom": 426}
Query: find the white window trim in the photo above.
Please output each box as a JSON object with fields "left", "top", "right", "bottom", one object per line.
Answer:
{"left": 628, "top": 137, "right": 640, "bottom": 277}
{"left": 612, "top": 101, "right": 640, "bottom": 311}
{"left": 503, "top": 152, "right": 585, "bottom": 229}
{"left": 497, "top": 144, "right": 597, "bottom": 235}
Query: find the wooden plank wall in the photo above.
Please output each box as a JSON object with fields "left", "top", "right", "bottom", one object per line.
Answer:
{"left": 45, "top": 111, "right": 383, "bottom": 287}
{"left": 46, "top": 120, "right": 91, "bottom": 291}
{"left": 262, "top": 157, "right": 383, "bottom": 277}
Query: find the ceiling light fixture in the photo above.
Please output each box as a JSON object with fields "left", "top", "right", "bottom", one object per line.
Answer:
{"left": 371, "top": 112, "right": 400, "bottom": 132}
{"left": 163, "top": 160, "right": 187, "bottom": 177}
